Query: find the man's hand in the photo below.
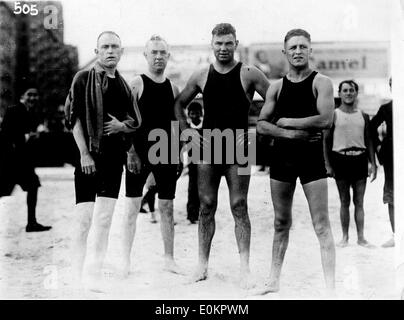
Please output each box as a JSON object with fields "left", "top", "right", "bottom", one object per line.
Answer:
{"left": 289, "top": 129, "right": 322, "bottom": 142}
{"left": 276, "top": 118, "right": 292, "bottom": 128}
{"left": 104, "top": 113, "right": 125, "bottom": 135}
{"left": 81, "top": 152, "right": 96, "bottom": 175}
{"left": 127, "top": 151, "right": 142, "bottom": 174}
{"left": 369, "top": 164, "right": 377, "bottom": 182}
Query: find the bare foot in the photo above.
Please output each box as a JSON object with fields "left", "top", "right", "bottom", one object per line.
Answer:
{"left": 357, "top": 239, "right": 375, "bottom": 248}
{"left": 336, "top": 239, "right": 349, "bottom": 247}
{"left": 381, "top": 237, "right": 395, "bottom": 248}
{"left": 190, "top": 265, "right": 208, "bottom": 283}
{"left": 322, "top": 288, "right": 338, "bottom": 300}
{"left": 119, "top": 261, "right": 131, "bottom": 279}
{"left": 252, "top": 280, "right": 280, "bottom": 295}
{"left": 85, "top": 276, "right": 106, "bottom": 293}
{"left": 163, "top": 259, "right": 185, "bottom": 275}
{"left": 150, "top": 212, "right": 157, "bottom": 224}
{"left": 239, "top": 271, "right": 256, "bottom": 290}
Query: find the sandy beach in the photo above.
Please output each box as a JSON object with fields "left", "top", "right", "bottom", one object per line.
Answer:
{"left": 0, "top": 165, "right": 396, "bottom": 300}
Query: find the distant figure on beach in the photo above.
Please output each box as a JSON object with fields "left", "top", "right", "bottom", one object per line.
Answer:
{"left": 256, "top": 29, "right": 336, "bottom": 294}
{"left": 174, "top": 23, "right": 269, "bottom": 288}
{"left": 185, "top": 101, "right": 203, "bottom": 224}
{"left": 122, "top": 34, "right": 182, "bottom": 278}
{"left": 324, "top": 80, "right": 377, "bottom": 248}
{"left": 139, "top": 173, "right": 158, "bottom": 224}
{"left": 370, "top": 77, "right": 394, "bottom": 248}
{"left": 0, "top": 86, "right": 52, "bottom": 232}
{"left": 64, "top": 31, "right": 141, "bottom": 290}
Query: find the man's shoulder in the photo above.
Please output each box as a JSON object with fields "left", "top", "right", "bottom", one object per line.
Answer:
{"left": 270, "top": 78, "right": 284, "bottom": 91}
{"left": 193, "top": 66, "right": 210, "bottom": 80}
{"left": 240, "top": 63, "right": 261, "bottom": 74}
{"left": 72, "top": 69, "right": 90, "bottom": 84}
{"left": 381, "top": 100, "right": 393, "bottom": 109}
{"left": 313, "top": 71, "right": 332, "bottom": 83}
{"left": 5, "top": 103, "right": 25, "bottom": 114}
{"left": 129, "top": 75, "right": 143, "bottom": 89}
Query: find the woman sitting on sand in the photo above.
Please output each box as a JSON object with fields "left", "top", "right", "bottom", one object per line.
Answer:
{"left": 324, "top": 80, "right": 377, "bottom": 248}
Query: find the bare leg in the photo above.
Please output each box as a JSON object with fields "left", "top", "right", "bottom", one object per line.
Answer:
{"left": 121, "top": 196, "right": 142, "bottom": 277}
{"left": 257, "top": 179, "right": 295, "bottom": 294}
{"left": 335, "top": 179, "right": 351, "bottom": 247}
{"left": 71, "top": 202, "right": 94, "bottom": 286}
{"left": 88, "top": 197, "right": 116, "bottom": 291}
{"left": 303, "top": 179, "right": 336, "bottom": 292}
{"left": 192, "top": 164, "right": 221, "bottom": 282}
{"left": 224, "top": 164, "right": 252, "bottom": 288}
{"left": 382, "top": 203, "right": 395, "bottom": 247}
{"left": 159, "top": 199, "right": 183, "bottom": 274}
{"left": 388, "top": 203, "right": 395, "bottom": 232}
{"left": 352, "top": 179, "right": 372, "bottom": 247}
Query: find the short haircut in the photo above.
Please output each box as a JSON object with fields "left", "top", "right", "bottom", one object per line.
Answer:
{"left": 145, "top": 34, "right": 169, "bottom": 49}
{"left": 97, "top": 31, "right": 121, "bottom": 47}
{"left": 18, "top": 82, "right": 37, "bottom": 97}
{"left": 187, "top": 101, "right": 203, "bottom": 113}
{"left": 211, "top": 23, "right": 236, "bottom": 39}
{"left": 284, "top": 29, "right": 311, "bottom": 44}
{"left": 338, "top": 80, "right": 359, "bottom": 93}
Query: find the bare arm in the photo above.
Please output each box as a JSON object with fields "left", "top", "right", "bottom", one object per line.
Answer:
{"left": 256, "top": 80, "right": 321, "bottom": 142}
{"left": 242, "top": 65, "right": 270, "bottom": 99}
{"left": 276, "top": 74, "right": 335, "bottom": 130}
{"left": 363, "top": 112, "right": 377, "bottom": 181}
{"left": 323, "top": 112, "right": 335, "bottom": 176}
{"left": 369, "top": 105, "right": 384, "bottom": 147}
{"left": 72, "top": 118, "right": 96, "bottom": 174}
{"left": 174, "top": 70, "right": 203, "bottom": 132}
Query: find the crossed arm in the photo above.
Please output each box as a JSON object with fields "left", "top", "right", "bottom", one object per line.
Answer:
{"left": 275, "top": 75, "right": 335, "bottom": 130}
{"left": 256, "top": 80, "right": 322, "bottom": 142}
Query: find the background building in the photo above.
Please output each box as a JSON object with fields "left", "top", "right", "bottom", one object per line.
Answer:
{"left": 0, "top": 1, "right": 78, "bottom": 123}
{"left": 0, "top": 2, "right": 18, "bottom": 115}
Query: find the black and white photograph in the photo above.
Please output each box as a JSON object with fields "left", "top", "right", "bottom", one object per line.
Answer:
{"left": 0, "top": 0, "right": 403, "bottom": 302}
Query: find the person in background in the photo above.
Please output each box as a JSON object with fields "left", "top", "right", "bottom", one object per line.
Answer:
{"left": 0, "top": 86, "right": 52, "bottom": 232}
{"left": 370, "top": 77, "right": 394, "bottom": 248}
{"left": 324, "top": 80, "right": 377, "bottom": 248}
{"left": 185, "top": 101, "right": 203, "bottom": 224}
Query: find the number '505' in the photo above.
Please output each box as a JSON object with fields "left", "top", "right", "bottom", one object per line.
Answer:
{"left": 13, "top": 2, "right": 39, "bottom": 15}
{"left": 13, "top": 2, "right": 58, "bottom": 29}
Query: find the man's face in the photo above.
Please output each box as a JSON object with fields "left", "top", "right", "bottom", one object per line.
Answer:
{"left": 144, "top": 40, "right": 170, "bottom": 73}
{"left": 21, "top": 88, "right": 39, "bottom": 109}
{"left": 211, "top": 33, "right": 238, "bottom": 64}
{"left": 339, "top": 83, "right": 358, "bottom": 105}
{"left": 283, "top": 36, "right": 312, "bottom": 69}
{"left": 189, "top": 109, "right": 202, "bottom": 124}
{"left": 95, "top": 33, "right": 123, "bottom": 68}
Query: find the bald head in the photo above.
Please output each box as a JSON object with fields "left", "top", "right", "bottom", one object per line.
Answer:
{"left": 97, "top": 31, "right": 121, "bottom": 48}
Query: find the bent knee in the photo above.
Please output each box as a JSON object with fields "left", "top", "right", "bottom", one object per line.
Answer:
{"left": 313, "top": 221, "right": 331, "bottom": 237}
{"left": 199, "top": 196, "right": 217, "bottom": 212}
{"left": 274, "top": 218, "right": 292, "bottom": 232}
{"left": 230, "top": 197, "right": 247, "bottom": 212}
{"left": 94, "top": 214, "right": 113, "bottom": 229}
{"left": 352, "top": 197, "right": 364, "bottom": 207}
